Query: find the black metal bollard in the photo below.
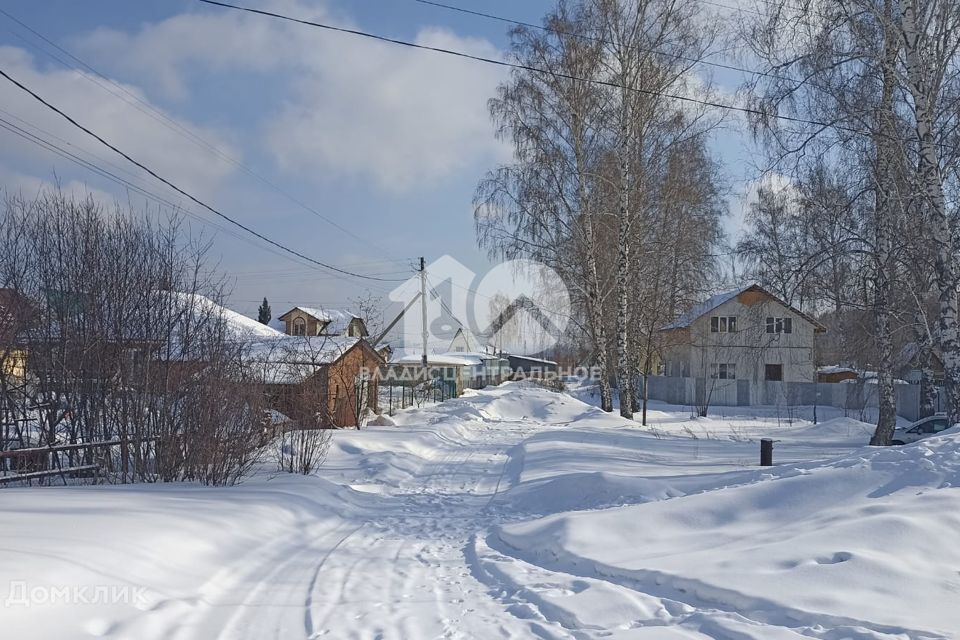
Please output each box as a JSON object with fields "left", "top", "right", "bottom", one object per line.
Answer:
{"left": 760, "top": 438, "right": 774, "bottom": 466}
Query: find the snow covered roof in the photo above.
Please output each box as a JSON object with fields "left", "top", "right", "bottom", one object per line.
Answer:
{"left": 174, "top": 293, "right": 284, "bottom": 342}
{"left": 279, "top": 306, "right": 362, "bottom": 335}
{"left": 660, "top": 286, "right": 751, "bottom": 331}
{"left": 660, "top": 284, "right": 827, "bottom": 332}
{"left": 244, "top": 336, "right": 362, "bottom": 385}
{"left": 898, "top": 341, "right": 943, "bottom": 368}
{"left": 505, "top": 354, "right": 559, "bottom": 366}
{"left": 453, "top": 351, "right": 508, "bottom": 361}
{"left": 449, "top": 327, "right": 489, "bottom": 351}
{"left": 394, "top": 353, "right": 483, "bottom": 367}
{"left": 818, "top": 365, "right": 857, "bottom": 375}
{"left": 245, "top": 335, "right": 360, "bottom": 363}
{"left": 818, "top": 366, "right": 909, "bottom": 385}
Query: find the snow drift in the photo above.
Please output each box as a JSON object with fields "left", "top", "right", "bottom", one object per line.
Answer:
{"left": 493, "top": 430, "right": 960, "bottom": 638}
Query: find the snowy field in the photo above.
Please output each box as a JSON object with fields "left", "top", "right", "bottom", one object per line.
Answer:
{"left": 3, "top": 382, "right": 959, "bottom": 639}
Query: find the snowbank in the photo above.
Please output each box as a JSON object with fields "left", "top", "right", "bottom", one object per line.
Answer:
{"left": 493, "top": 431, "right": 960, "bottom": 637}
{"left": 0, "top": 475, "right": 367, "bottom": 639}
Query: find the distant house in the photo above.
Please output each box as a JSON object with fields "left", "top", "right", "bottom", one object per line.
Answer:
{"left": 897, "top": 342, "right": 945, "bottom": 384}
{"left": 817, "top": 365, "right": 859, "bottom": 383}
{"left": 448, "top": 327, "right": 484, "bottom": 353}
{"left": 659, "top": 284, "right": 826, "bottom": 384}
{"left": 248, "top": 336, "right": 382, "bottom": 429}
{"left": 0, "top": 289, "right": 32, "bottom": 381}
{"left": 388, "top": 349, "right": 510, "bottom": 395}
{"left": 388, "top": 353, "right": 476, "bottom": 398}
{"left": 375, "top": 343, "right": 394, "bottom": 363}
{"left": 507, "top": 354, "right": 558, "bottom": 378}
{"left": 278, "top": 307, "right": 368, "bottom": 338}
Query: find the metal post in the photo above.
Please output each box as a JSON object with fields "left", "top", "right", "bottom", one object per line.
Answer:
{"left": 420, "top": 257, "right": 428, "bottom": 368}
{"left": 760, "top": 438, "right": 774, "bottom": 466}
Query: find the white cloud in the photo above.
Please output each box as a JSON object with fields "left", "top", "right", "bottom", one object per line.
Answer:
{"left": 0, "top": 46, "right": 239, "bottom": 199}
{"left": 267, "top": 27, "right": 510, "bottom": 191}
{"left": 74, "top": 1, "right": 510, "bottom": 192}
{"left": 76, "top": 1, "right": 320, "bottom": 102}
{"left": 0, "top": 165, "right": 116, "bottom": 205}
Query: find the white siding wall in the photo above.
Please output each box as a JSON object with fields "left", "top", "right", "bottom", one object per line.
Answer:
{"left": 665, "top": 296, "right": 817, "bottom": 383}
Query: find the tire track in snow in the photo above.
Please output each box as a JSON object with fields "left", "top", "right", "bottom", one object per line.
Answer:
{"left": 477, "top": 531, "right": 948, "bottom": 640}
{"left": 303, "top": 523, "right": 366, "bottom": 638}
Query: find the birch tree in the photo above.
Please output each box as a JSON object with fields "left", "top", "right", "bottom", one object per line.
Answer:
{"left": 475, "top": 2, "right": 615, "bottom": 411}
{"left": 898, "top": 0, "right": 960, "bottom": 425}
{"left": 593, "top": 0, "right": 721, "bottom": 418}
{"left": 742, "top": 0, "right": 913, "bottom": 443}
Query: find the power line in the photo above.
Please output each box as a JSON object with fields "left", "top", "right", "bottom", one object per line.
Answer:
{"left": 195, "top": 0, "right": 870, "bottom": 137}
{"left": 411, "top": 0, "right": 801, "bottom": 86}
{"left": 0, "top": 112, "right": 344, "bottom": 272}
{"left": 0, "top": 114, "right": 328, "bottom": 270}
{"left": 0, "top": 66, "right": 409, "bottom": 284}
{"left": 0, "top": 6, "right": 409, "bottom": 266}
{"left": 202, "top": 0, "right": 960, "bottom": 155}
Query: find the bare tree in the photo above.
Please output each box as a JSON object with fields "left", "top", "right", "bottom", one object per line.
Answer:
{"left": 475, "top": 1, "right": 615, "bottom": 411}
{"left": 740, "top": 0, "right": 927, "bottom": 443}
{"left": 898, "top": 0, "right": 960, "bottom": 425}
{"left": 0, "top": 188, "right": 266, "bottom": 485}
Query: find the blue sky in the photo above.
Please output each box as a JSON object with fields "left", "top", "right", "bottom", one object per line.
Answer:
{"left": 0, "top": 0, "right": 756, "bottom": 326}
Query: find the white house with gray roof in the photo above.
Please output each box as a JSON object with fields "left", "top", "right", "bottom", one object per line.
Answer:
{"left": 659, "top": 284, "right": 826, "bottom": 385}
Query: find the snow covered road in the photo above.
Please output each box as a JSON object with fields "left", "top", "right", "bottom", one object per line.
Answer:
{"left": 3, "top": 383, "right": 959, "bottom": 639}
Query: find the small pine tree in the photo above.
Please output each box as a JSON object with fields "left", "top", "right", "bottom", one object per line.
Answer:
{"left": 257, "top": 297, "right": 272, "bottom": 325}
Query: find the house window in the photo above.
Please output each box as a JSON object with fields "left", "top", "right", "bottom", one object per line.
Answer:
{"left": 710, "top": 316, "right": 737, "bottom": 333}
{"left": 710, "top": 363, "right": 736, "bottom": 379}
{"left": 766, "top": 317, "right": 793, "bottom": 334}
{"left": 293, "top": 317, "right": 306, "bottom": 336}
{"left": 765, "top": 364, "right": 783, "bottom": 381}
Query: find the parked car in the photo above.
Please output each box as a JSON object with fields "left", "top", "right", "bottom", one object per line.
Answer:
{"left": 891, "top": 414, "right": 953, "bottom": 445}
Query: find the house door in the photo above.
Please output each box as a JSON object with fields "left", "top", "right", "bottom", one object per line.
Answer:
{"left": 765, "top": 364, "right": 783, "bottom": 382}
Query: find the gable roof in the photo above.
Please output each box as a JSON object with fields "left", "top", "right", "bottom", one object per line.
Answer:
{"left": 176, "top": 293, "right": 285, "bottom": 342}
{"left": 661, "top": 286, "right": 749, "bottom": 331}
{"left": 244, "top": 335, "right": 381, "bottom": 385}
{"left": 660, "top": 284, "right": 827, "bottom": 333}
{"left": 448, "top": 326, "right": 490, "bottom": 352}
{"left": 278, "top": 306, "right": 363, "bottom": 335}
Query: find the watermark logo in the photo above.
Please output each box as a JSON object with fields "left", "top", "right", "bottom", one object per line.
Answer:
{"left": 4, "top": 581, "right": 150, "bottom": 608}
{"left": 388, "top": 256, "right": 571, "bottom": 356}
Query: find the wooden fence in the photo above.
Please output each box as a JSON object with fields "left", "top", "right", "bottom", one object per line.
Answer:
{"left": 0, "top": 438, "right": 159, "bottom": 486}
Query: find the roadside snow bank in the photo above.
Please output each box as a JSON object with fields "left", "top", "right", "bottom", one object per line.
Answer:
{"left": 494, "top": 433, "right": 960, "bottom": 637}
{"left": 0, "top": 476, "right": 361, "bottom": 639}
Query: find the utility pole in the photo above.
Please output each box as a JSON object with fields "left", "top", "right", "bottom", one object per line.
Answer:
{"left": 420, "top": 257, "right": 428, "bottom": 367}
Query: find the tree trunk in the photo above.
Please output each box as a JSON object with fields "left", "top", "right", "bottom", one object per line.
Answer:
{"left": 616, "top": 82, "right": 633, "bottom": 420}
{"left": 916, "top": 336, "right": 938, "bottom": 418}
{"left": 616, "top": 221, "right": 633, "bottom": 419}
{"left": 584, "top": 218, "right": 613, "bottom": 412}
{"left": 870, "top": 0, "right": 899, "bottom": 446}
{"left": 901, "top": 0, "right": 960, "bottom": 426}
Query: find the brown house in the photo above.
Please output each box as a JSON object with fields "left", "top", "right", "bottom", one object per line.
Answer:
{"left": 250, "top": 336, "right": 382, "bottom": 428}
{"left": 277, "top": 307, "right": 368, "bottom": 338}
{"left": 817, "top": 366, "right": 859, "bottom": 383}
